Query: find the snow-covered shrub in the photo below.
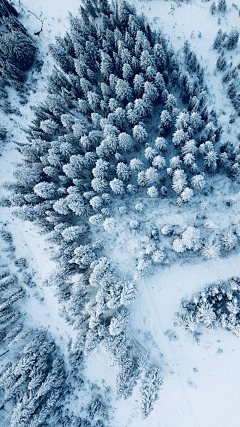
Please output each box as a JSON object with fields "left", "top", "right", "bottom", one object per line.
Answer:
{"left": 180, "top": 187, "right": 194, "bottom": 203}
{"left": 182, "top": 226, "right": 200, "bottom": 251}
{"left": 201, "top": 236, "right": 220, "bottom": 259}
{"left": 133, "top": 124, "right": 148, "bottom": 144}
{"left": 221, "top": 230, "right": 237, "bottom": 251}
{"left": 191, "top": 174, "right": 205, "bottom": 191}
{"left": 116, "top": 162, "right": 131, "bottom": 181}
{"left": 152, "top": 155, "right": 166, "bottom": 170}
{"left": 135, "top": 202, "right": 144, "bottom": 212}
{"left": 145, "top": 168, "right": 159, "bottom": 185}
{"left": 172, "top": 238, "right": 185, "bottom": 253}
{"left": 172, "top": 169, "right": 187, "bottom": 194}
{"left": 170, "top": 155, "right": 182, "bottom": 169}
{"left": 152, "top": 248, "right": 165, "bottom": 263}
{"left": 161, "top": 224, "right": 172, "bottom": 236}
{"left": 135, "top": 259, "right": 152, "bottom": 278}
{"left": 103, "top": 218, "right": 116, "bottom": 232}
{"left": 129, "top": 219, "right": 140, "bottom": 229}
{"left": 89, "top": 214, "right": 104, "bottom": 225}
{"left": 160, "top": 186, "right": 168, "bottom": 196}
{"left": 119, "top": 205, "right": 127, "bottom": 215}
{"left": 204, "top": 219, "right": 219, "bottom": 229}
{"left": 130, "top": 158, "right": 144, "bottom": 172}
{"left": 155, "top": 137, "right": 167, "bottom": 151}
{"left": 109, "top": 307, "right": 130, "bottom": 336}
{"left": 217, "top": 0, "right": 227, "bottom": 12}
{"left": 110, "top": 178, "right": 125, "bottom": 195}
{"left": 234, "top": 223, "right": 240, "bottom": 237}
{"left": 147, "top": 186, "right": 158, "bottom": 198}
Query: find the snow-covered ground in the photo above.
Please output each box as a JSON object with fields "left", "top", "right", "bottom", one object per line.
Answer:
{"left": 2, "top": 0, "right": 240, "bottom": 426}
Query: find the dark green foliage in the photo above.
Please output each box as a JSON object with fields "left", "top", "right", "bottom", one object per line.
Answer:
{"left": 216, "top": 50, "right": 227, "bottom": 71}
{"left": 213, "top": 28, "right": 225, "bottom": 50}
{"left": 0, "top": 0, "right": 36, "bottom": 85}
{"left": 0, "top": 0, "right": 18, "bottom": 19}
{"left": 224, "top": 29, "right": 239, "bottom": 50}
{"left": 210, "top": 1, "right": 216, "bottom": 15}
{"left": 217, "top": 0, "right": 227, "bottom": 13}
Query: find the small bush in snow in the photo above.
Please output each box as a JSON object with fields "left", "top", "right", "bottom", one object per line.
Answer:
{"left": 119, "top": 205, "right": 127, "bottom": 214}
{"left": 201, "top": 237, "right": 220, "bottom": 259}
{"left": 103, "top": 218, "right": 116, "bottom": 232}
{"left": 191, "top": 175, "right": 206, "bottom": 191}
{"left": 152, "top": 248, "right": 165, "bottom": 263}
{"left": 110, "top": 178, "right": 125, "bottom": 195}
{"left": 180, "top": 187, "right": 194, "bottom": 203}
{"left": 172, "top": 169, "right": 187, "bottom": 194}
{"left": 129, "top": 220, "right": 140, "bottom": 229}
{"left": 172, "top": 238, "right": 185, "bottom": 253}
{"left": 161, "top": 224, "right": 172, "bottom": 236}
{"left": 135, "top": 202, "right": 144, "bottom": 212}
{"left": 204, "top": 219, "right": 219, "bottom": 229}
{"left": 147, "top": 186, "right": 158, "bottom": 198}
{"left": 221, "top": 230, "right": 237, "bottom": 251}
{"left": 155, "top": 137, "right": 167, "bottom": 151}
{"left": 89, "top": 214, "right": 104, "bottom": 225}
{"left": 182, "top": 226, "right": 201, "bottom": 251}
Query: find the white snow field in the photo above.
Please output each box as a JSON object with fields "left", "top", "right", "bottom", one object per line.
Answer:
{"left": 1, "top": 0, "right": 240, "bottom": 426}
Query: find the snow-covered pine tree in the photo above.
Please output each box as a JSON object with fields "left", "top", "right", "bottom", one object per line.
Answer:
{"left": 139, "top": 366, "right": 162, "bottom": 419}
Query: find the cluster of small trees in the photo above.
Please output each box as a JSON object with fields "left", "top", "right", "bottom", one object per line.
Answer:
{"left": 133, "top": 218, "right": 240, "bottom": 275}
{"left": 213, "top": 27, "right": 240, "bottom": 118}
{"left": 0, "top": 0, "right": 36, "bottom": 87}
{"left": 210, "top": 0, "right": 227, "bottom": 15}
{"left": 176, "top": 276, "right": 240, "bottom": 337}
{"left": 172, "top": 222, "right": 239, "bottom": 258}
{"left": 135, "top": 238, "right": 167, "bottom": 278}
{"left": 213, "top": 28, "right": 239, "bottom": 52}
